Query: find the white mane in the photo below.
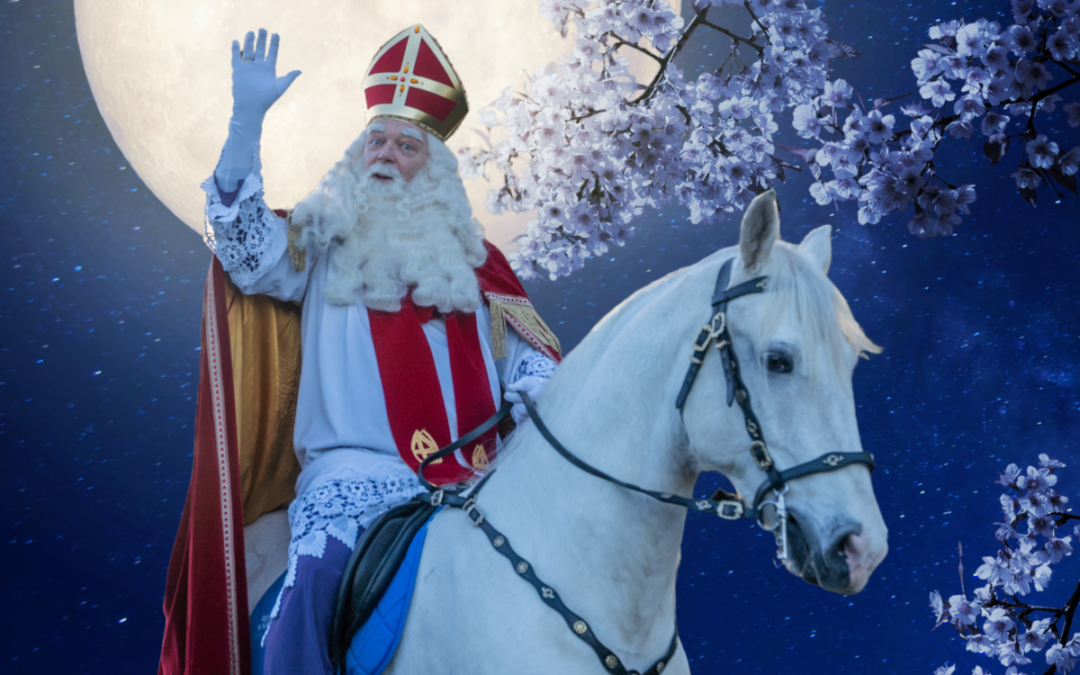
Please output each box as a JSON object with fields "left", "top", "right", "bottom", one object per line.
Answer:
{"left": 555, "top": 241, "right": 880, "bottom": 403}
{"left": 748, "top": 242, "right": 881, "bottom": 372}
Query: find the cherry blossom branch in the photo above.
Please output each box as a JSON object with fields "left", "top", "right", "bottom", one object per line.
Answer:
{"left": 891, "top": 74, "right": 1080, "bottom": 141}
{"left": 700, "top": 19, "right": 765, "bottom": 54}
{"left": 462, "top": 0, "right": 1080, "bottom": 280}
{"left": 634, "top": 8, "right": 710, "bottom": 106}
{"left": 608, "top": 36, "right": 664, "bottom": 63}
{"left": 930, "top": 455, "right": 1080, "bottom": 675}
{"left": 1041, "top": 585, "right": 1080, "bottom": 674}
{"left": 1058, "top": 583, "right": 1080, "bottom": 642}
{"left": 742, "top": 1, "right": 772, "bottom": 46}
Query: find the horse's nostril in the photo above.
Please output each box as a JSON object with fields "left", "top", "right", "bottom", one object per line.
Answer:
{"left": 829, "top": 527, "right": 864, "bottom": 573}
{"left": 834, "top": 532, "right": 849, "bottom": 554}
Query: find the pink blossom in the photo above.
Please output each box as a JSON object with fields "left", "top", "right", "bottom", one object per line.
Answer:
{"left": 912, "top": 50, "right": 945, "bottom": 83}
{"left": 1060, "top": 147, "right": 1080, "bottom": 175}
{"left": 1067, "top": 102, "right": 1080, "bottom": 128}
{"left": 1004, "top": 24, "right": 1038, "bottom": 54}
{"left": 1048, "top": 28, "right": 1079, "bottom": 61}
{"left": 1011, "top": 167, "right": 1043, "bottom": 189}
{"left": 983, "top": 607, "right": 1015, "bottom": 642}
{"left": 1022, "top": 619, "right": 1052, "bottom": 652}
{"left": 1026, "top": 136, "right": 1060, "bottom": 169}
{"left": 981, "top": 111, "right": 1010, "bottom": 136}
{"left": 1046, "top": 642, "right": 1078, "bottom": 672}
{"left": 1045, "top": 536, "right": 1073, "bottom": 563}
{"left": 864, "top": 109, "right": 896, "bottom": 143}
{"left": 947, "top": 594, "right": 980, "bottom": 626}
{"left": 920, "top": 79, "right": 957, "bottom": 107}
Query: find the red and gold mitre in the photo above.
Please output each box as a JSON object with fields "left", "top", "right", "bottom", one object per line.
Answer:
{"left": 363, "top": 25, "right": 469, "bottom": 141}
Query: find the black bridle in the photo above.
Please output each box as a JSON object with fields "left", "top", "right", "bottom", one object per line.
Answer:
{"left": 412, "top": 257, "right": 876, "bottom": 674}
{"left": 672, "top": 258, "right": 876, "bottom": 560}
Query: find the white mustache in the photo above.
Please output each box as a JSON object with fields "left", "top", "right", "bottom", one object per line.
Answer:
{"left": 366, "top": 164, "right": 402, "bottom": 181}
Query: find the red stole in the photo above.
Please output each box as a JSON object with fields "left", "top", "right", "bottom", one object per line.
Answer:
{"left": 367, "top": 241, "right": 563, "bottom": 486}
{"left": 368, "top": 296, "right": 498, "bottom": 486}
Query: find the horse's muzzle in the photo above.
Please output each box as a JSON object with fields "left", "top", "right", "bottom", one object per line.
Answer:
{"left": 784, "top": 513, "right": 875, "bottom": 594}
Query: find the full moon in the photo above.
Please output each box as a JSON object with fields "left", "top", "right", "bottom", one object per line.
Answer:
{"left": 75, "top": 1, "right": 677, "bottom": 249}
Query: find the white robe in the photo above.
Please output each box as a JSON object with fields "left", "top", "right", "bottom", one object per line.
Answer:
{"left": 201, "top": 167, "right": 544, "bottom": 503}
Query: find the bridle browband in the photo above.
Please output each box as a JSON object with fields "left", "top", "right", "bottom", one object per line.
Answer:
{"left": 411, "top": 257, "right": 876, "bottom": 674}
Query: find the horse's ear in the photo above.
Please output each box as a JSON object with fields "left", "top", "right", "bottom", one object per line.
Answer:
{"left": 739, "top": 189, "right": 780, "bottom": 271}
{"left": 799, "top": 225, "right": 832, "bottom": 273}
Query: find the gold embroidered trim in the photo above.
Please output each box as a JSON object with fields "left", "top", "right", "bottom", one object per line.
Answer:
{"left": 287, "top": 212, "right": 306, "bottom": 273}
{"left": 486, "top": 293, "right": 562, "bottom": 360}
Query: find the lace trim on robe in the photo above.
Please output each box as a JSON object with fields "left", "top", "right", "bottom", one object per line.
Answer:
{"left": 261, "top": 464, "right": 426, "bottom": 644}
{"left": 200, "top": 169, "right": 283, "bottom": 289}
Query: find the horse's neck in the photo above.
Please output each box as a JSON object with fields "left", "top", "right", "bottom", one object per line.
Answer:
{"left": 480, "top": 346, "right": 696, "bottom": 656}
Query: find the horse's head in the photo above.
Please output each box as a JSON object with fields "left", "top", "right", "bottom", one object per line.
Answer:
{"left": 679, "top": 190, "right": 888, "bottom": 595}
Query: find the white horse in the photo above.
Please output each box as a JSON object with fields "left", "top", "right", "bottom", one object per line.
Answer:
{"left": 384, "top": 191, "right": 888, "bottom": 674}
{"left": 245, "top": 190, "right": 889, "bottom": 674}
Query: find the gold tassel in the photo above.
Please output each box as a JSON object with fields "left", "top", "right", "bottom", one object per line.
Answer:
{"left": 488, "top": 298, "right": 509, "bottom": 360}
{"left": 287, "top": 212, "right": 306, "bottom": 273}
{"left": 486, "top": 293, "right": 561, "bottom": 360}
{"left": 503, "top": 302, "right": 562, "bottom": 356}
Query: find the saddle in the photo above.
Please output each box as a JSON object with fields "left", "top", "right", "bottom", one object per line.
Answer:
{"left": 329, "top": 496, "right": 436, "bottom": 672}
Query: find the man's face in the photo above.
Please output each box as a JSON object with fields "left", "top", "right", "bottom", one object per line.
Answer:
{"left": 362, "top": 119, "right": 430, "bottom": 183}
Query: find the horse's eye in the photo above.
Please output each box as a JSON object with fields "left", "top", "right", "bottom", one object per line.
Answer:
{"left": 767, "top": 352, "right": 794, "bottom": 374}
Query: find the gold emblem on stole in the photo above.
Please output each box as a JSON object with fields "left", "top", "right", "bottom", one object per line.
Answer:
{"left": 411, "top": 429, "right": 442, "bottom": 464}
{"left": 471, "top": 444, "right": 490, "bottom": 471}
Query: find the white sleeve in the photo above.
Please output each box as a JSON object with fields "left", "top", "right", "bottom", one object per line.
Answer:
{"left": 496, "top": 325, "right": 557, "bottom": 388}
{"left": 201, "top": 163, "right": 309, "bottom": 303}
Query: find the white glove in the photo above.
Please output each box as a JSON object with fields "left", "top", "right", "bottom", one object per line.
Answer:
{"left": 504, "top": 375, "right": 548, "bottom": 426}
{"left": 215, "top": 29, "right": 302, "bottom": 191}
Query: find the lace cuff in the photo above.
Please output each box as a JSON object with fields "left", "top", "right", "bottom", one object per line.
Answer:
{"left": 201, "top": 168, "right": 287, "bottom": 289}
{"left": 514, "top": 351, "right": 557, "bottom": 384}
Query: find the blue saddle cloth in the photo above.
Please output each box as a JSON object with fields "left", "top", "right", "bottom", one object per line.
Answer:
{"left": 248, "top": 514, "right": 433, "bottom": 675}
{"left": 344, "top": 514, "right": 432, "bottom": 675}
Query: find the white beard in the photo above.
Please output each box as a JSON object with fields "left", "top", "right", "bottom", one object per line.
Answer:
{"left": 290, "top": 130, "right": 488, "bottom": 314}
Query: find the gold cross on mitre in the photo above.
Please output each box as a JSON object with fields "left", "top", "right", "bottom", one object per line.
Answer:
{"left": 362, "top": 24, "right": 469, "bottom": 141}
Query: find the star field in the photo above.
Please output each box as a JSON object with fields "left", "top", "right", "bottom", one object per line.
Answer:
{"left": 2, "top": 1, "right": 1079, "bottom": 673}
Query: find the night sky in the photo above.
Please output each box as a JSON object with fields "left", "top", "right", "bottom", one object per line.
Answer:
{"left": 3, "top": 1, "right": 1080, "bottom": 674}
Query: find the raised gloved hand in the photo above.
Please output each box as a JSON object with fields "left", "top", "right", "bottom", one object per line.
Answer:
{"left": 230, "top": 29, "right": 302, "bottom": 118}
{"left": 215, "top": 29, "right": 301, "bottom": 192}
{"left": 504, "top": 375, "right": 548, "bottom": 426}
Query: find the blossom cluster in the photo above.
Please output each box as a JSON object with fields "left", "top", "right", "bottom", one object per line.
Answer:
{"left": 789, "top": 0, "right": 1080, "bottom": 239}
{"left": 461, "top": 0, "right": 1079, "bottom": 279}
{"left": 459, "top": 0, "right": 840, "bottom": 280}
{"left": 931, "top": 454, "right": 1080, "bottom": 675}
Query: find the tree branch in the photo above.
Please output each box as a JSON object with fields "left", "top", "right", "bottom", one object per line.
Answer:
{"left": 1058, "top": 581, "right": 1080, "bottom": 640}
{"left": 988, "top": 599, "right": 1066, "bottom": 613}
{"left": 700, "top": 20, "right": 764, "bottom": 54}
{"left": 892, "top": 73, "right": 1080, "bottom": 140}
{"left": 1038, "top": 72, "right": 1080, "bottom": 100}
{"left": 742, "top": 1, "right": 773, "bottom": 46}
{"left": 633, "top": 8, "right": 712, "bottom": 106}
{"left": 609, "top": 37, "right": 664, "bottom": 64}
{"left": 1057, "top": 61, "right": 1080, "bottom": 78}
{"left": 570, "top": 107, "right": 610, "bottom": 122}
